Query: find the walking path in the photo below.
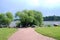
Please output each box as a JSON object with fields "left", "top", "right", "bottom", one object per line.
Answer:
{"left": 8, "top": 28, "right": 55, "bottom": 40}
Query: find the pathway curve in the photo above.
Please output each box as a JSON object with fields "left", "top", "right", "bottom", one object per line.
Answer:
{"left": 8, "top": 28, "right": 55, "bottom": 40}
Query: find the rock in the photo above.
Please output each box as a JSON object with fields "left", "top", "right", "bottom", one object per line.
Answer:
{"left": 54, "top": 24, "right": 59, "bottom": 26}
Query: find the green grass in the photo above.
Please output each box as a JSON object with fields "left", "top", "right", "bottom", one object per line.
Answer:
{"left": 35, "top": 27, "right": 60, "bottom": 40}
{"left": 0, "top": 28, "right": 17, "bottom": 40}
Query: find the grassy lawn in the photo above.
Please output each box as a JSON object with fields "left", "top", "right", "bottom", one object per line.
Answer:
{"left": 0, "top": 28, "right": 17, "bottom": 40}
{"left": 35, "top": 27, "right": 60, "bottom": 40}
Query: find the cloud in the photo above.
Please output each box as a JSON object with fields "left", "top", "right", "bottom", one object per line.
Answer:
{"left": 23, "top": 0, "right": 60, "bottom": 8}
{"left": 25, "top": 0, "right": 40, "bottom": 7}
{"left": 41, "top": 0, "right": 60, "bottom": 8}
{"left": 45, "top": 0, "right": 60, "bottom": 4}
{"left": 1, "top": 0, "right": 60, "bottom": 9}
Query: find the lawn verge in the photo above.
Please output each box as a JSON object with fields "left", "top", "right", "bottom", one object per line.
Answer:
{"left": 0, "top": 28, "right": 17, "bottom": 40}
{"left": 35, "top": 27, "right": 60, "bottom": 40}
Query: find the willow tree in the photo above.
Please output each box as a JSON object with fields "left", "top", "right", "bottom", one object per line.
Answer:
{"left": 16, "top": 10, "right": 43, "bottom": 27}
{"left": 0, "top": 12, "right": 13, "bottom": 28}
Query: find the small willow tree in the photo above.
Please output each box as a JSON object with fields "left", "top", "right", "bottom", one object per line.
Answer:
{"left": 16, "top": 10, "right": 43, "bottom": 27}
{"left": 0, "top": 12, "right": 13, "bottom": 28}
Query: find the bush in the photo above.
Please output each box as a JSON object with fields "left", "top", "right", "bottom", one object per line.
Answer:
{"left": 47, "top": 25, "right": 51, "bottom": 27}
{"left": 16, "top": 22, "right": 21, "bottom": 28}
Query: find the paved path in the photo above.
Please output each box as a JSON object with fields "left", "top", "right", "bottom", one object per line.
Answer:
{"left": 8, "top": 28, "right": 55, "bottom": 40}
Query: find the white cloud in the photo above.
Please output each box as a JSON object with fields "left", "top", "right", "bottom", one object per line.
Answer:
{"left": 24, "top": 0, "right": 60, "bottom": 8}
{"left": 2, "top": 0, "right": 60, "bottom": 9}
{"left": 45, "top": 0, "right": 60, "bottom": 4}
{"left": 42, "top": 0, "right": 60, "bottom": 8}
{"left": 26, "top": 0, "right": 40, "bottom": 7}
{"left": 6, "top": 0, "right": 60, "bottom": 8}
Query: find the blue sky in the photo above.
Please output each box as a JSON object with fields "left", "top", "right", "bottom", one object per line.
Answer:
{"left": 0, "top": 0, "right": 60, "bottom": 16}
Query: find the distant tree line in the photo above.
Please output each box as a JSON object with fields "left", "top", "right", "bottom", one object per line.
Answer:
{"left": 43, "top": 15, "right": 60, "bottom": 21}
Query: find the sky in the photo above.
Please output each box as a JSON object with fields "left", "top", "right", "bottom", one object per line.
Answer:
{"left": 0, "top": 0, "right": 60, "bottom": 16}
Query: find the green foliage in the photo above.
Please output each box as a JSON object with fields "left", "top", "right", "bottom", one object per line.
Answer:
{"left": 6, "top": 12, "right": 13, "bottom": 21}
{"left": 16, "top": 10, "right": 43, "bottom": 27}
{"left": 0, "top": 12, "right": 13, "bottom": 28}
{"left": 47, "top": 25, "right": 51, "bottom": 27}
{"left": 16, "top": 21, "right": 21, "bottom": 28}
{"left": 0, "top": 14, "right": 5, "bottom": 24}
